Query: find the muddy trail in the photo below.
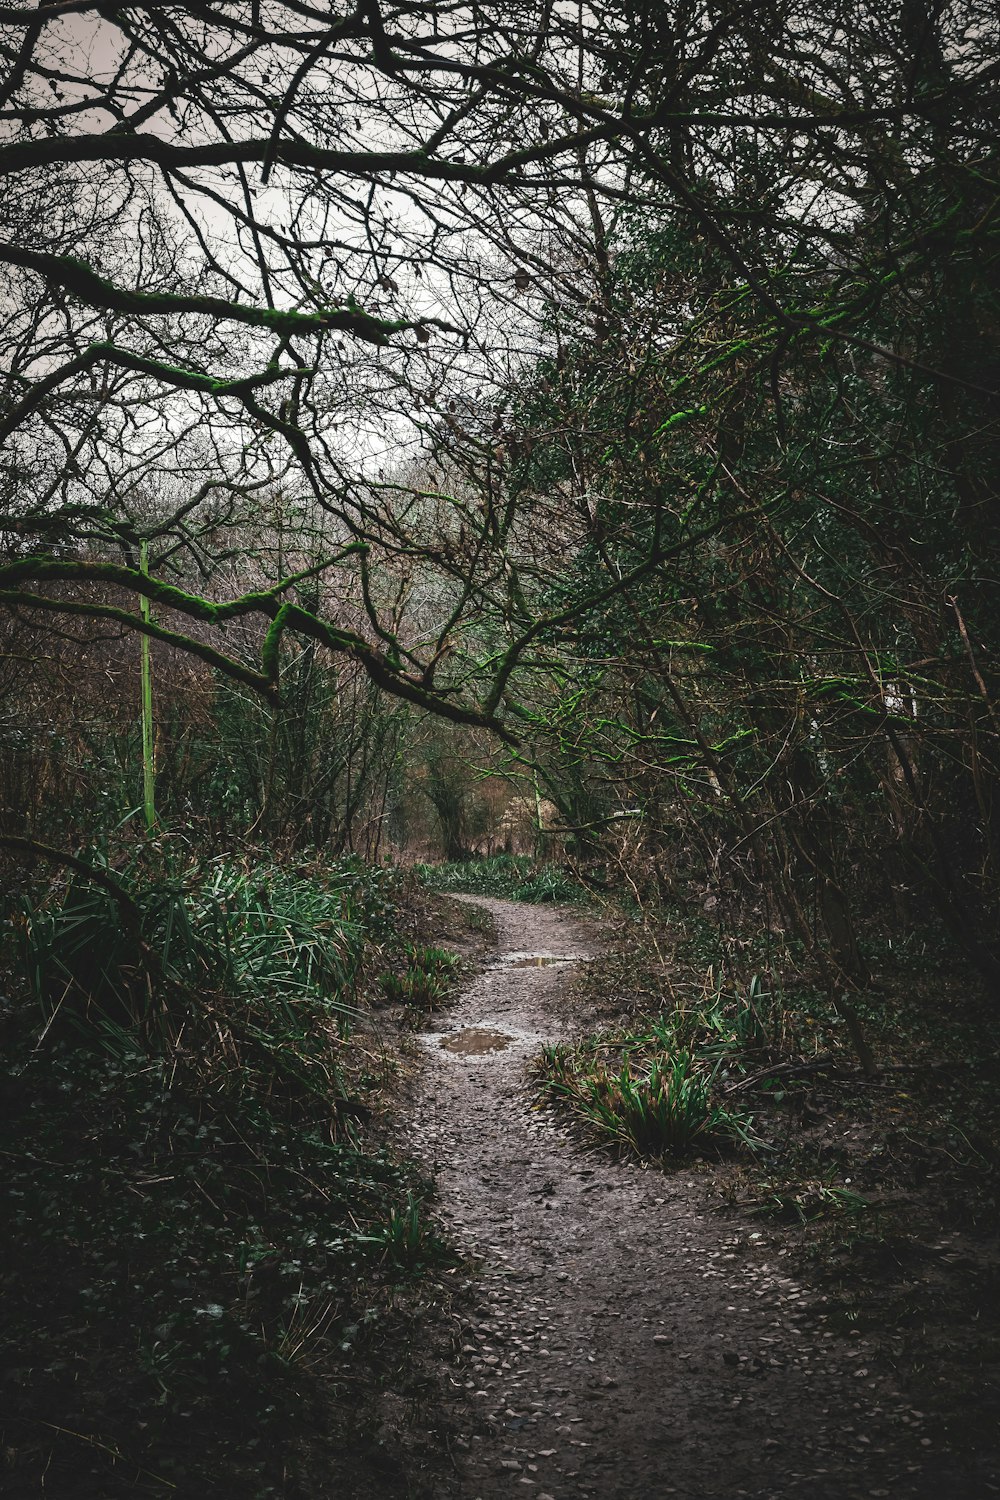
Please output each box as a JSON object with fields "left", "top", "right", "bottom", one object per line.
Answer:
{"left": 403, "top": 896, "right": 984, "bottom": 1500}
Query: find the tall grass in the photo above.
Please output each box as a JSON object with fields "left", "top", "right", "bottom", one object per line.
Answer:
{"left": 17, "top": 851, "right": 398, "bottom": 1113}
{"left": 415, "top": 854, "right": 582, "bottom": 903}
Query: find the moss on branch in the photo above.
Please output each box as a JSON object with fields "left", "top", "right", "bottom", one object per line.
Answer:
{"left": 0, "top": 242, "right": 405, "bottom": 345}
{"left": 0, "top": 560, "right": 517, "bottom": 740}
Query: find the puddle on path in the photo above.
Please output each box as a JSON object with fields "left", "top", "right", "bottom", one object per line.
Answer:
{"left": 440, "top": 1027, "right": 512, "bottom": 1055}
{"left": 496, "top": 951, "right": 592, "bottom": 969}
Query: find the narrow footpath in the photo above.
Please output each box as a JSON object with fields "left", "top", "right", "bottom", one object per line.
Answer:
{"left": 406, "top": 896, "right": 973, "bottom": 1500}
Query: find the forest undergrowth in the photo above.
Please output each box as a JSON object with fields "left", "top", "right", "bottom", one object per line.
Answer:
{"left": 414, "top": 853, "right": 583, "bottom": 905}
{"left": 0, "top": 845, "right": 484, "bottom": 1499}
{"left": 3, "top": 848, "right": 999, "bottom": 1493}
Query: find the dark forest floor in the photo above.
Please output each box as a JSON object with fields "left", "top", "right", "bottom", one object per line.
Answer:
{"left": 2, "top": 888, "right": 998, "bottom": 1498}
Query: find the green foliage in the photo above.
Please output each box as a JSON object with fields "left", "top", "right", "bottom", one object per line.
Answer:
{"left": 497, "top": 143, "right": 1000, "bottom": 1008}
{"left": 415, "top": 854, "right": 582, "bottom": 903}
{"left": 659, "top": 973, "right": 790, "bottom": 1062}
{"left": 1, "top": 847, "right": 447, "bottom": 1494}
{"left": 535, "top": 968, "right": 785, "bottom": 1158}
{"left": 379, "top": 942, "right": 461, "bottom": 1011}
{"left": 413, "top": 853, "right": 531, "bottom": 894}
{"left": 404, "top": 942, "right": 462, "bottom": 976}
{"left": 511, "top": 865, "right": 582, "bottom": 903}
{"left": 380, "top": 968, "right": 446, "bottom": 1008}
{"left": 751, "top": 1178, "right": 874, "bottom": 1225}
{"left": 539, "top": 1043, "right": 752, "bottom": 1158}
{"left": 16, "top": 853, "right": 400, "bottom": 1112}
{"left": 377, "top": 1191, "right": 438, "bottom": 1266}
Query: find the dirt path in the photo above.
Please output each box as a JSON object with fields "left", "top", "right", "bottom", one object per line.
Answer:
{"left": 406, "top": 897, "right": 969, "bottom": 1500}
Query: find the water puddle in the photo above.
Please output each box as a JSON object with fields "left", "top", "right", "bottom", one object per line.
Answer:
{"left": 440, "top": 1027, "right": 513, "bottom": 1055}
{"left": 499, "top": 951, "right": 592, "bottom": 969}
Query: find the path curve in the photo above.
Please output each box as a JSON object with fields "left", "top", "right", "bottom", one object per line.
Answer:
{"left": 408, "top": 896, "right": 947, "bottom": 1500}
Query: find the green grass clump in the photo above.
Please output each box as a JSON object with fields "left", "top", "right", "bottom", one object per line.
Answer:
{"left": 404, "top": 942, "right": 462, "bottom": 976}
{"left": 539, "top": 1042, "right": 753, "bottom": 1158}
{"left": 379, "top": 942, "right": 461, "bottom": 1011}
{"left": 536, "top": 980, "right": 771, "bottom": 1159}
{"left": 511, "top": 864, "right": 581, "bottom": 903}
{"left": 655, "top": 972, "right": 790, "bottom": 1062}
{"left": 380, "top": 968, "right": 447, "bottom": 1007}
{"left": 415, "top": 854, "right": 582, "bottom": 903}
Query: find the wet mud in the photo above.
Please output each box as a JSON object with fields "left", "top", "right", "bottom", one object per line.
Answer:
{"left": 441, "top": 1029, "right": 514, "bottom": 1056}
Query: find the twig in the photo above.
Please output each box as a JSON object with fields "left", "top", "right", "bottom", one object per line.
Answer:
{"left": 722, "top": 1056, "right": 838, "bottom": 1094}
{"left": 1, "top": 1416, "right": 177, "bottom": 1490}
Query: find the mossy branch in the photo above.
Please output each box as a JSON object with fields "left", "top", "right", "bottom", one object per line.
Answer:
{"left": 0, "top": 559, "right": 517, "bottom": 739}
{"left": 0, "top": 241, "right": 406, "bottom": 345}
{"left": 0, "top": 589, "right": 279, "bottom": 701}
{"left": 0, "top": 342, "right": 308, "bottom": 444}
{"left": 261, "top": 601, "right": 293, "bottom": 682}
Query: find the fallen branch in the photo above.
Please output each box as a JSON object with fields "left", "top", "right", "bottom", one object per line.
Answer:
{"left": 722, "top": 1056, "right": 839, "bottom": 1095}
{"left": 0, "top": 834, "right": 142, "bottom": 932}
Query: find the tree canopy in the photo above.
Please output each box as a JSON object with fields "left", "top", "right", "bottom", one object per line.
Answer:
{"left": 2, "top": 0, "right": 999, "bottom": 985}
